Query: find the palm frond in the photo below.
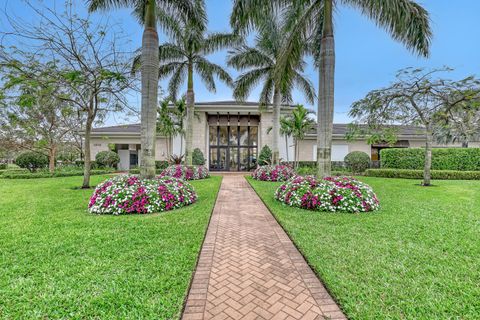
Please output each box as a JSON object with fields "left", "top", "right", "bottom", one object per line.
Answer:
{"left": 233, "top": 67, "right": 271, "bottom": 101}
{"left": 158, "top": 43, "right": 187, "bottom": 63}
{"left": 345, "top": 0, "right": 432, "bottom": 57}
{"left": 87, "top": 0, "right": 136, "bottom": 12}
{"left": 168, "top": 65, "right": 187, "bottom": 100}
{"left": 159, "top": 62, "right": 183, "bottom": 80}
{"left": 227, "top": 46, "right": 273, "bottom": 70}
{"left": 293, "top": 72, "right": 316, "bottom": 104}
{"left": 201, "top": 33, "right": 243, "bottom": 55}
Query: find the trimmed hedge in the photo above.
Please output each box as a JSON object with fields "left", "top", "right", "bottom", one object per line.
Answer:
{"left": 380, "top": 148, "right": 480, "bottom": 171}
{"left": 1, "top": 169, "right": 114, "bottom": 179}
{"left": 366, "top": 169, "right": 480, "bottom": 180}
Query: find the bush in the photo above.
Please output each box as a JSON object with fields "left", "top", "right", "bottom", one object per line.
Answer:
{"left": 380, "top": 148, "right": 480, "bottom": 171}
{"left": 344, "top": 151, "right": 370, "bottom": 173}
{"left": 258, "top": 145, "right": 272, "bottom": 166}
{"left": 0, "top": 163, "right": 7, "bottom": 170}
{"left": 1, "top": 169, "right": 114, "bottom": 179}
{"left": 155, "top": 160, "right": 169, "bottom": 170}
{"left": 15, "top": 152, "right": 48, "bottom": 172}
{"left": 88, "top": 175, "right": 197, "bottom": 215}
{"left": 365, "top": 168, "right": 480, "bottom": 180}
{"left": 295, "top": 166, "right": 348, "bottom": 177}
{"left": 159, "top": 165, "right": 209, "bottom": 180}
{"left": 192, "top": 148, "right": 206, "bottom": 165}
{"left": 95, "top": 151, "right": 120, "bottom": 168}
{"left": 252, "top": 165, "right": 296, "bottom": 182}
{"left": 275, "top": 175, "right": 380, "bottom": 213}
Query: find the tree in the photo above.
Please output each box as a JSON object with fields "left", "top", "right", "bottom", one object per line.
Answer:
{"left": 0, "top": 60, "right": 75, "bottom": 173}
{"left": 349, "top": 68, "right": 480, "bottom": 186}
{"left": 287, "top": 105, "right": 315, "bottom": 168}
{"left": 433, "top": 100, "right": 480, "bottom": 148}
{"left": 132, "top": 0, "right": 239, "bottom": 165}
{"left": 1, "top": 2, "right": 134, "bottom": 187}
{"left": 231, "top": 0, "right": 432, "bottom": 177}
{"left": 88, "top": 0, "right": 198, "bottom": 178}
{"left": 227, "top": 10, "right": 315, "bottom": 165}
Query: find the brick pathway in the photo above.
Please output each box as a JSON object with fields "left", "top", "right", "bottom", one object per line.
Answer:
{"left": 182, "top": 175, "right": 346, "bottom": 320}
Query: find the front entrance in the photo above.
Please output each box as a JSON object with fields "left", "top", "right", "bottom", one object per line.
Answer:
{"left": 209, "top": 125, "right": 258, "bottom": 171}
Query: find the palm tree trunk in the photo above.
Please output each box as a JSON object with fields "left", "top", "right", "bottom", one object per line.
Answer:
{"left": 140, "top": 0, "right": 159, "bottom": 179}
{"left": 423, "top": 126, "right": 433, "bottom": 186}
{"left": 82, "top": 114, "right": 93, "bottom": 188}
{"left": 185, "top": 62, "right": 194, "bottom": 166}
{"left": 316, "top": 0, "right": 335, "bottom": 178}
{"left": 285, "top": 135, "right": 289, "bottom": 162}
{"left": 272, "top": 88, "right": 281, "bottom": 165}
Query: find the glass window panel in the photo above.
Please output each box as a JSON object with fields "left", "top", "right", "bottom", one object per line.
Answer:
{"left": 209, "top": 126, "right": 217, "bottom": 145}
{"left": 219, "top": 126, "right": 228, "bottom": 145}
{"left": 209, "top": 148, "right": 217, "bottom": 170}
{"left": 239, "top": 126, "right": 248, "bottom": 146}
{"left": 249, "top": 147, "right": 257, "bottom": 170}
{"left": 218, "top": 148, "right": 227, "bottom": 170}
{"left": 239, "top": 148, "right": 249, "bottom": 171}
{"left": 229, "top": 147, "right": 238, "bottom": 171}
{"left": 229, "top": 126, "right": 238, "bottom": 145}
{"left": 249, "top": 127, "right": 258, "bottom": 146}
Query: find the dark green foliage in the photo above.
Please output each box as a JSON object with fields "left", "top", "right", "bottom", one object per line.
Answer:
{"left": 295, "top": 166, "right": 346, "bottom": 177}
{"left": 155, "top": 160, "right": 169, "bottom": 170}
{"left": 258, "top": 145, "right": 272, "bottom": 166}
{"left": 1, "top": 169, "right": 114, "bottom": 179}
{"left": 192, "top": 148, "right": 206, "bottom": 165}
{"left": 0, "top": 163, "right": 7, "bottom": 170}
{"left": 366, "top": 168, "right": 480, "bottom": 180}
{"left": 344, "top": 151, "right": 370, "bottom": 173}
{"left": 15, "top": 152, "right": 48, "bottom": 172}
{"left": 381, "top": 148, "right": 480, "bottom": 171}
{"left": 95, "top": 151, "right": 120, "bottom": 168}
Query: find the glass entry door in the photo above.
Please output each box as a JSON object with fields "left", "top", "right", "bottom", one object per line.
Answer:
{"left": 209, "top": 125, "right": 257, "bottom": 171}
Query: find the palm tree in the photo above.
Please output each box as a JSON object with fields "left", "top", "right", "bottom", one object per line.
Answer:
{"left": 133, "top": 0, "right": 240, "bottom": 165}
{"left": 279, "top": 117, "right": 293, "bottom": 162}
{"left": 227, "top": 13, "right": 315, "bottom": 165}
{"left": 231, "top": 0, "right": 432, "bottom": 176}
{"left": 88, "top": 0, "right": 199, "bottom": 178}
{"left": 288, "top": 105, "right": 315, "bottom": 168}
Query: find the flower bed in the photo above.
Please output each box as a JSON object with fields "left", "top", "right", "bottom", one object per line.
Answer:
{"left": 88, "top": 175, "right": 197, "bottom": 215}
{"left": 252, "top": 165, "right": 296, "bottom": 182}
{"left": 159, "top": 165, "right": 209, "bottom": 180}
{"left": 275, "top": 175, "right": 379, "bottom": 213}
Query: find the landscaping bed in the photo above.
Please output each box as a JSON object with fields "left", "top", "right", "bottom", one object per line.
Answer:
{"left": 0, "top": 175, "right": 222, "bottom": 319}
{"left": 366, "top": 168, "right": 480, "bottom": 180}
{"left": 248, "top": 176, "right": 480, "bottom": 319}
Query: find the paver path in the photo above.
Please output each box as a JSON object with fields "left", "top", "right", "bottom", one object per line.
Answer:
{"left": 182, "top": 175, "right": 346, "bottom": 320}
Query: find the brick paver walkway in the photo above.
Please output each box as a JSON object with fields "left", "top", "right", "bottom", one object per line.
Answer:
{"left": 182, "top": 175, "right": 346, "bottom": 320}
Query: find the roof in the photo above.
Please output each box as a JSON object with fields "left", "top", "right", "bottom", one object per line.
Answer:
{"left": 192, "top": 100, "right": 295, "bottom": 107}
{"left": 92, "top": 122, "right": 426, "bottom": 139}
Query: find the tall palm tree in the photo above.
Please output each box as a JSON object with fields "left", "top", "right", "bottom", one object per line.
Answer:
{"left": 88, "top": 0, "right": 199, "bottom": 178}
{"left": 133, "top": 0, "right": 240, "bottom": 165}
{"left": 231, "top": 0, "right": 432, "bottom": 176}
{"left": 227, "top": 13, "right": 315, "bottom": 165}
{"left": 288, "top": 105, "right": 315, "bottom": 168}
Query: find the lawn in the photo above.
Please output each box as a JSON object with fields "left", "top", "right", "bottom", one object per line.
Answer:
{"left": 0, "top": 175, "right": 222, "bottom": 319}
{"left": 247, "top": 176, "right": 480, "bottom": 319}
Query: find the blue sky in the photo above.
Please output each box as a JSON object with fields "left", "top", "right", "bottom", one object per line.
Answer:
{"left": 3, "top": 0, "right": 480, "bottom": 124}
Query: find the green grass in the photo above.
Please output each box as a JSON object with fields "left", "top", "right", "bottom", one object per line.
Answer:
{"left": 0, "top": 175, "right": 222, "bottom": 319}
{"left": 247, "top": 176, "right": 480, "bottom": 319}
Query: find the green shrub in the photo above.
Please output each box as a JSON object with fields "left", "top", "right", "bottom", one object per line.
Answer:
{"left": 365, "top": 168, "right": 480, "bottom": 180}
{"left": 258, "top": 145, "right": 272, "bottom": 166}
{"left": 380, "top": 148, "right": 480, "bottom": 171}
{"left": 192, "top": 148, "right": 206, "bottom": 165}
{"left": 1, "top": 169, "right": 114, "bottom": 179}
{"left": 15, "top": 152, "right": 48, "bottom": 172}
{"left": 344, "top": 151, "right": 370, "bottom": 173}
{"left": 95, "top": 151, "right": 120, "bottom": 168}
{"left": 155, "top": 160, "right": 169, "bottom": 170}
{"left": 0, "top": 163, "right": 6, "bottom": 170}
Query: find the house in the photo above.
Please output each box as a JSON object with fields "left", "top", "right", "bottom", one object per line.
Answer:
{"left": 89, "top": 101, "right": 480, "bottom": 171}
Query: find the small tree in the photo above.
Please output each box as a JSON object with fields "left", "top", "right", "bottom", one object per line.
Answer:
{"left": 344, "top": 151, "right": 370, "bottom": 174}
{"left": 349, "top": 67, "right": 480, "bottom": 186}
{"left": 258, "top": 145, "right": 272, "bottom": 166}
{"left": 15, "top": 152, "right": 48, "bottom": 172}
{"left": 95, "top": 151, "right": 120, "bottom": 168}
{"left": 192, "top": 148, "right": 205, "bottom": 165}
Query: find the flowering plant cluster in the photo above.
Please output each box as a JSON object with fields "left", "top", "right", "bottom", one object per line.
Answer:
{"left": 275, "top": 175, "right": 379, "bottom": 213}
{"left": 159, "top": 165, "right": 209, "bottom": 180}
{"left": 252, "top": 165, "right": 296, "bottom": 182}
{"left": 88, "top": 175, "right": 197, "bottom": 215}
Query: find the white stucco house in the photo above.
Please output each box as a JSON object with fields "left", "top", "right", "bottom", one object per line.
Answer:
{"left": 88, "top": 101, "right": 480, "bottom": 171}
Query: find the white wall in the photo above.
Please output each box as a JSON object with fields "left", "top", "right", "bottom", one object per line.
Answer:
{"left": 312, "top": 144, "right": 350, "bottom": 162}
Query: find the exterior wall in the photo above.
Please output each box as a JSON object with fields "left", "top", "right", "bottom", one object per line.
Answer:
{"left": 192, "top": 111, "right": 208, "bottom": 156}
{"left": 89, "top": 136, "right": 168, "bottom": 161}
{"left": 296, "top": 139, "right": 372, "bottom": 161}
{"left": 258, "top": 111, "right": 273, "bottom": 151}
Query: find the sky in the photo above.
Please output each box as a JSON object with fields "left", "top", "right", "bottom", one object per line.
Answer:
{"left": 2, "top": 0, "right": 480, "bottom": 125}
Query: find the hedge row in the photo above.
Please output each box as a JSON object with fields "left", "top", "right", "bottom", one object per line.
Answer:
{"left": 1, "top": 169, "right": 115, "bottom": 179}
{"left": 380, "top": 148, "right": 480, "bottom": 171}
{"left": 365, "top": 169, "right": 480, "bottom": 180}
